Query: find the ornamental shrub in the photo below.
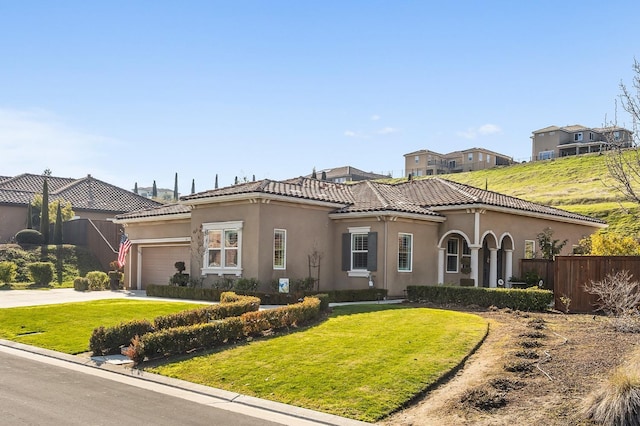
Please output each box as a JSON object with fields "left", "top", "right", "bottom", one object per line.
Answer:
{"left": 27, "top": 262, "right": 54, "bottom": 286}
{"left": 73, "top": 276, "right": 89, "bottom": 291}
{"left": 241, "top": 296, "right": 321, "bottom": 336}
{"left": 86, "top": 271, "right": 109, "bottom": 291}
{"left": 0, "top": 261, "right": 17, "bottom": 284}
{"left": 15, "top": 229, "right": 44, "bottom": 245}
{"left": 233, "top": 277, "right": 260, "bottom": 292}
{"left": 90, "top": 319, "right": 154, "bottom": 356}
{"left": 406, "top": 285, "right": 553, "bottom": 311}
{"left": 153, "top": 295, "right": 260, "bottom": 329}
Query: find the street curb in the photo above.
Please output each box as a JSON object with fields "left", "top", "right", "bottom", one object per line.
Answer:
{"left": 0, "top": 339, "right": 371, "bottom": 426}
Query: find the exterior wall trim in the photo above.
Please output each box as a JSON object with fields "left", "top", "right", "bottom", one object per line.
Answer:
{"left": 131, "top": 237, "right": 191, "bottom": 244}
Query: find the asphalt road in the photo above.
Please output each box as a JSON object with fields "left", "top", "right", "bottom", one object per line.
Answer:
{"left": 0, "top": 349, "right": 286, "bottom": 426}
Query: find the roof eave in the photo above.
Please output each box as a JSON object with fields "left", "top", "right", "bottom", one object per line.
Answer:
{"left": 114, "top": 212, "right": 192, "bottom": 224}
{"left": 184, "top": 192, "right": 347, "bottom": 209}
{"left": 329, "top": 210, "right": 446, "bottom": 222}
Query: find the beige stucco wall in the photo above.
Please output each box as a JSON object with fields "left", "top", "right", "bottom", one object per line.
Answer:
{"left": 0, "top": 205, "right": 28, "bottom": 243}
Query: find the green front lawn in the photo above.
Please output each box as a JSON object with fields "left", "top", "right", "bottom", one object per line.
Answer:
{"left": 0, "top": 299, "right": 205, "bottom": 354}
{"left": 149, "top": 304, "right": 488, "bottom": 422}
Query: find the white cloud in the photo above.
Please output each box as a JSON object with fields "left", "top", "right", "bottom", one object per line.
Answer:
{"left": 377, "top": 127, "right": 399, "bottom": 135}
{"left": 457, "top": 123, "right": 502, "bottom": 139}
{"left": 370, "top": 114, "right": 381, "bottom": 121}
{"left": 344, "top": 130, "right": 368, "bottom": 138}
{"left": 0, "top": 107, "right": 121, "bottom": 180}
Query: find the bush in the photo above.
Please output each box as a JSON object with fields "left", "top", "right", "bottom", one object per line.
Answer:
{"left": 406, "top": 285, "right": 553, "bottom": 311}
{"left": 241, "top": 296, "right": 321, "bottom": 337}
{"left": 90, "top": 319, "right": 155, "bottom": 356}
{"left": 146, "top": 284, "right": 223, "bottom": 301}
{"left": 584, "top": 270, "right": 640, "bottom": 317}
{"left": 213, "top": 277, "right": 234, "bottom": 290}
{"left": 583, "top": 362, "right": 640, "bottom": 425}
{"left": 153, "top": 295, "right": 260, "bottom": 329}
{"left": 27, "top": 262, "right": 54, "bottom": 286}
{"left": 0, "top": 261, "right": 17, "bottom": 284}
{"left": 233, "top": 277, "right": 260, "bottom": 292}
{"left": 73, "top": 276, "right": 89, "bottom": 291}
{"left": 86, "top": 271, "right": 109, "bottom": 291}
{"left": 14, "top": 229, "right": 44, "bottom": 245}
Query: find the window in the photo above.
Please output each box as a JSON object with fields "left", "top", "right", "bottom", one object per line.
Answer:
{"left": 538, "top": 150, "right": 555, "bottom": 160}
{"left": 342, "top": 227, "right": 377, "bottom": 277}
{"left": 614, "top": 131, "right": 621, "bottom": 141}
{"left": 398, "top": 233, "right": 412, "bottom": 272}
{"left": 524, "top": 240, "right": 535, "bottom": 259}
{"left": 446, "top": 238, "right": 459, "bottom": 273}
{"left": 539, "top": 132, "right": 545, "bottom": 137}
{"left": 478, "top": 153, "right": 483, "bottom": 161}
{"left": 415, "top": 155, "right": 419, "bottom": 164}
{"left": 468, "top": 153, "right": 473, "bottom": 161}
{"left": 589, "top": 132, "right": 595, "bottom": 141}
{"left": 273, "top": 229, "right": 286, "bottom": 270}
{"left": 486, "top": 154, "right": 491, "bottom": 163}
{"left": 448, "top": 160, "right": 456, "bottom": 169}
{"left": 203, "top": 221, "right": 243, "bottom": 274}
{"left": 574, "top": 132, "right": 583, "bottom": 142}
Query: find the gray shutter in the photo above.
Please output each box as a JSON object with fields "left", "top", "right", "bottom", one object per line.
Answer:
{"left": 341, "top": 233, "right": 350, "bottom": 271}
{"left": 367, "top": 232, "right": 378, "bottom": 271}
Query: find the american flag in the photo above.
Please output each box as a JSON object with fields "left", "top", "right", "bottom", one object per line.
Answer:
{"left": 117, "top": 233, "right": 132, "bottom": 268}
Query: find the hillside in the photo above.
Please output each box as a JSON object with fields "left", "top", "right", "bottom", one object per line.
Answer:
{"left": 410, "top": 153, "right": 640, "bottom": 235}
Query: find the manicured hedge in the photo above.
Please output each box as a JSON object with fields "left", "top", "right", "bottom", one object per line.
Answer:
{"left": 73, "top": 277, "right": 89, "bottom": 291}
{"left": 406, "top": 285, "right": 553, "bottom": 311}
{"left": 90, "top": 319, "right": 154, "bottom": 356}
{"left": 146, "top": 283, "right": 386, "bottom": 305}
{"left": 153, "top": 294, "right": 260, "bottom": 329}
{"left": 125, "top": 296, "right": 324, "bottom": 363}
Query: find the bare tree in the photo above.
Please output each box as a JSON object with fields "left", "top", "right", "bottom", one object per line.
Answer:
{"left": 584, "top": 270, "right": 640, "bottom": 317}
{"left": 604, "top": 59, "right": 640, "bottom": 205}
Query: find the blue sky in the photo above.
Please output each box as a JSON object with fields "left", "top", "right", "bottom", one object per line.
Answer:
{"left": 1, "top": 1, "right": 638, "bottom": 195}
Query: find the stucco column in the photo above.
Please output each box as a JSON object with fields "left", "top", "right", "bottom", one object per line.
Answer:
{"left": 489, "top": 248, "right": 498, "bottom": 288}
{"left": 470, "top": 247, "right": 479, "bottom": 287}
{"left": 504, "top": 249, "right": 513, "bottom": 287}
{"left": 437, "top": 248, "right": 445, "bottom": 284}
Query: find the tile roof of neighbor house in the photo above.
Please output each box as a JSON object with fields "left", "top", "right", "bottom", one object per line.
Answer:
{"left": 308, "top": 166, "right": 389, "bottom": 180}
{"left": 0, "top": 173, "right": 162, "bottom": 213}
{"left": 117, "top": 176, "right": 605, "bottom": 226}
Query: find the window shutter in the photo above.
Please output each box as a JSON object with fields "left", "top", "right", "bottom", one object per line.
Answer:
{"left": 341, "top": 233, "right": 350, "bottom": 271}
{"left": 367, "top": 232, "right": 378, "bottom": 271}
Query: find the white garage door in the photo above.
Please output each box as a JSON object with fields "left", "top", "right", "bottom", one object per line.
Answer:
{"left": 141, "top": 246, "right": 190, "bottom": 289}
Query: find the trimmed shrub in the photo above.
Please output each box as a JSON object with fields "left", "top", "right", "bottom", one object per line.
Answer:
{"left": 86, "top": 271, "right": 109, "bottom": 291}
{"left": 0, "top": 261, "right": 17, "bottom": 284}
{"left": 146, "top": 284, "right": 223, "bottom": 301}
{"left": 406, "top": 285, "right": 553, "bottom": 311}
{"left": 15, "top": 229, "right": 44, "bottom": 245}
{"left": 153, "top": 295, "right": 260, "bottom": 329}
{"left": 73, "top": 276, "right": 89, "bottom": 291}
{"left": 27, "top": 262, "right": 54, "bottom": 286}
{"left": 241, "top": 296, "right": 321, "bottom": 337}
{"left": 90, "top": 319, "right": 154, "bottom": 356}
{"left": 126, "top": 317, "right": 244, "bottom": 363}
{"left": 233, "top": 277, "right": 260, "bottom": 292}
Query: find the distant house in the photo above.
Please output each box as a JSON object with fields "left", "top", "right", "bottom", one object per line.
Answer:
{"left": 137, "top": 186, "right": 176, "bottom": 201}
{"left": 531, "top": 124, "right": 634, "bottom": 161}
{"left": 115, "top": 175, "right": 604, "bottom": 296}
{"left": 308, "top": 166, "right": 389, "bottom": 183}
{"left": 0, "top": 173, "right": 162, "bottom": 243}
{"left": 404, "top": 148, "right": 513, "bottom": 177}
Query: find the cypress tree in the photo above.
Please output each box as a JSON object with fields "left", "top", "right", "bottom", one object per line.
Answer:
{"left": 191, "top": 179, "right": 195, "bottom": 194}
{"left": 252, "top": 174, "right": 256, "bottom": 182}
{"left": 234, "top": 176, "right": 238, "bottom": 185}
{"left": 53, "top": 202, "right": 63, "bottom": 245}
{"left": 215, "top": 174, "right": 219, "bottom": 189}
{"left": 134, "top": 182, "right": 138, "bottom": 194}
{"left": 311, "top": 168, "right": 317, "bottom": 179}
{"left": 152, "top": 180, "right": 158, "bottom": 197}
{"left": 174, "top": 173, "right": 179, "bottom": 200}
{"left": 40, "top": 178, "right": 49, "bottom": 244}
{"left": 26, "top": 203, "right": 33, "bottom": 229}
{"left": 321, "top": 171, "right": 327, "bottom": 181}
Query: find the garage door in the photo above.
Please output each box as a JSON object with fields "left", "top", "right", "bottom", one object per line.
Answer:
{"left": 140, "top": 246, "right": 190, "bottom": 289}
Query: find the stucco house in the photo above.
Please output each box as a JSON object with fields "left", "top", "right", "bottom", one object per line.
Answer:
{"left": 0, "top": 173, "right": 162, "bottom": 243}
{"left": 405, "top": 148, "right": 513, "bottom": 177}
{"left": 115, "top": 176, "right": 605, "bottom": 297}
{"left": 531, "top": 124, "right": 634, "bottom": 161}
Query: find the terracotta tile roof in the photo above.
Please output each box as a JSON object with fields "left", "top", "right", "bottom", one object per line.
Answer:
{"left": 0, "top": 173, "right": 162, "bottom": 213}
{"left": 308, "top": 166, "right": 388, "bottom": 181}
{"left": 116, "top": 203, "right": 191, "bottom": 220}
{"left": 169, "top": 176, "right": 603, "bottom": 225}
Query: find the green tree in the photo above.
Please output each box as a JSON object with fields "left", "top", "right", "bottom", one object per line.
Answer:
{"left": 215, "top": 174, "right": 218, "bottom": 189}
{"left": 32, "top": 196, "right": 74, "bottom": 224}
{"left": 537, "top": 227, "right": 567, "bottom": 260}
{"left": 581, "top": 232, "right": 640, "bottom": 255}
{"left": 53, "top": 202, "right": 63, "bottom": 245}
{"left": 191, "top": 179, "right": 195, "bottom": 194}
{"left": 311, "top": 167, "right": 317, "bottom": 179}
{"left": 26, "top": 203, "right": 33, "bottom": 229}
{"left": 133, "top": 182, "right": 138, "bottom": 194}
{"left": 40, "top": 178, "right": 49, "bottom": 245}
{"left": 174, "top": 173, "right": 179, "bottom": 201}
{"left": 152, "top": 180, "right": 158, "bottom": 197}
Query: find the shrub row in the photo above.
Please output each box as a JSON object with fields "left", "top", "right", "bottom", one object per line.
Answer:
{"left": 89, "top": 292, "right": 259, "bottom": 356}
{"left": 406, "top": 285, "right": 553, "bottom": 311}
{"left": 0, "top": 261, "right": 17, "bottom": 284}
{"left": 153, "top": 294, "right": 260, "bottom": 329}
{"left": 124, "top": 296, "right": 323, "bottom": 363}
{"left": 146, "top": 283, "right": 386, "bottom": 304}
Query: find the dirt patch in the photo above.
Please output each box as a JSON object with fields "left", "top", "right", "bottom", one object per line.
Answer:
{"left": 378, "top": 307, "right": 639, "bottom": 426}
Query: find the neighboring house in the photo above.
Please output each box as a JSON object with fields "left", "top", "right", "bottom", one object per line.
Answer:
{"left": 0, "top": 173, "right": 163, "bottom": 243}
{"left": 531, "top": 124, "right": 634, "bottom": 161}
{"left": 137, "top": 186, "right": 176, "bottom": 201}
{"left": 404, "top": 148, "right": 513, "bottom": 177}
{"left": 115, "top": 176, "right": 605, "bottom": 297}
{"left": 307, "top": 166, "right": 389, "bottom": 183}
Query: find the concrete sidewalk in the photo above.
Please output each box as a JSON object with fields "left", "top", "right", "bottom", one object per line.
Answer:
{"left": 0, "top": 288, "right": 382, "bottom": 425}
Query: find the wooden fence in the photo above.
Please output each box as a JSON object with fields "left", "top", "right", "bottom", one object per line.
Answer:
{"left": 519, "top": 259, "right": 554, "bottom": 291}
{"left": 554, "top": 256, "right": 640, "bottom": 313}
